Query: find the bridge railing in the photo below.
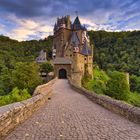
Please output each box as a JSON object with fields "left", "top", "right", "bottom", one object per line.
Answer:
{"left": 68, "top": 78, "right": 140, "bottom": 124}
{"left": 0, "top": 78, "right": 57, "bottom": 139}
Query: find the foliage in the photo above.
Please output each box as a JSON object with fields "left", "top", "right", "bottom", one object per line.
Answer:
{"left": 0, "top": 35, "right": 53, "bottom": 106}
{"left": 39, "top": 62, "right": 53, "bottom": 74}
{"left": 0, "top": 35, "right": 53, "bottom": 65}
{"left": 83, "top": 68, "right": 140, "bottom": 107}
{"left": 0, "top": 66, "right": 12, "bottom": 95}
{"left": 130, "top": 75, "right": 140, "bottom": 93}
{"left": 105, "top": 71, "right": 129, "bottom": 100}
{"left": 82, "top": 67, "right": 109, "bottom": 94}
{"left": 127, "top": 92, "right": 140, "bottom": 107}
{"left": 88, "top": 30, "right": 140, "bottom": 76}
{"left": 12, "top": 62, "right": 43, "bottom": 94}
{"left": 0, "top": 87, "right": 31, "bottom": 106}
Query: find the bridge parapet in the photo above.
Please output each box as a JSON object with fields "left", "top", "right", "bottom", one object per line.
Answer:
{"left": 0, "top": 78, "right": 57, "bottom": 139}
{"left": 68, "top": 78, "right": 140, "bottom": 124}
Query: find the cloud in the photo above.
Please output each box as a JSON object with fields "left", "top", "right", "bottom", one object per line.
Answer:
{"left": 0, "top": 0, "right": 140, "bottom": 40}
{"left": 0, "top": 24, "right": 5, "bottom": 32}
{"left": 2, "top": 15, "right": 53, "bottom": 41}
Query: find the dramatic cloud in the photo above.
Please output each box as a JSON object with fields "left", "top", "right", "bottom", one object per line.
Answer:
{"left": 0, "top": 0, "right": 140, "bottom": 40}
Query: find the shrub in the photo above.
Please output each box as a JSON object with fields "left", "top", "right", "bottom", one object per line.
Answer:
{"left": 105, "top": 71, "right": 129, "bottom": 100}
{"left": 0, "top": 87, "right": 31, "bottom": 106}
{"left": 130, "top": 75, "right": 140, "bottom": 93}
{"left": 127, "top": 92, "right": 140, "bottom": 107}
{"left": 10, "top": 87, "right": 21, "bottom": 102}
{"left": 82, "top": 68, "right": 109, "bottom": 94}
{"left": 39, "top": 62, "right": 53, "bottom": 74}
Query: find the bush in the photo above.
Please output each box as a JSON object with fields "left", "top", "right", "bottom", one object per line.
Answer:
{"left": 0, "top": 87, "right": 31, "bottom": 106}
{"left": 130, "top": 75, "right": 140, "bottom": 93}
{"left": 11, "top": 87, "right": 31, "bottom": 102}
{"left": 105, "top": 71, "right": 129, "bottom": 100}
{"left": 39, "top": 62, "right": 53, "bottom": 74}
{"left": 127, "top": 92, "right": 140, "bottom": 107}
{"left": 82, "top": 68, "right": 109, "bottom": 94}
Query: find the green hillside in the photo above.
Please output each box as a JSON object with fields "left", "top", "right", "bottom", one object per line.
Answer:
{"left": 0, "top": 30, "right": 140, "bottom": 106}
{"left": 88, "top": 30, "right": 140, "bottom": 76}
{"left": 0, "top": 35, "right": 53, "bottom": 106}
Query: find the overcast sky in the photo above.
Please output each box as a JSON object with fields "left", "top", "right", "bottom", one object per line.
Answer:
{"left": 0, "top": 0, "right": 140, "bottom": 41}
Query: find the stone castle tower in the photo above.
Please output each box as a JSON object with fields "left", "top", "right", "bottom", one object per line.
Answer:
{"left": 52, "top": 15, "right": 93, "bottom": 86}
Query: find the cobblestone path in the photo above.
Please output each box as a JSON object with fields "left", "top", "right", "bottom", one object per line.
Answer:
{"left": 4, "top": 80, "right": 140, "bottom": 140}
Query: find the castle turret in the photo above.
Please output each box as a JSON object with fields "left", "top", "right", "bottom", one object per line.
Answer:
{"left": 53, "top": 15, "right": 93, "bottom": 86}
{"left": 67, "top": 15, "right": 71, "bottom": 29}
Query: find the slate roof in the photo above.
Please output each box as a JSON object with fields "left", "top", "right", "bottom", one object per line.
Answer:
{"left": 53, "top": 57, "right": 72, "bottom": 64}
{"left": 81, "top": 41, "right": 91, "bottom": 55}
{"left": 74, "top": 16, "right": 81, "bottom": 25}
{"left": 73, "top": 16, "right": 83, "bottom": 30}
{"left": 71, "top": 32, "right": 80, "bottom": 46}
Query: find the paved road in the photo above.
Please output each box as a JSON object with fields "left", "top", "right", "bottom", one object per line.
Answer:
{"left": 5, "top": 80, "right": 140, "bottom": 140}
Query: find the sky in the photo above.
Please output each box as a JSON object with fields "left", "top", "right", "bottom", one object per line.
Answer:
{"left": 0, "top": 0, "right": 140, "bottom": 41}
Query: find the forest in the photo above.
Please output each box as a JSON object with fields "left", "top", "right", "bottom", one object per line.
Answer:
{"left": 83, "top": 30, "right": 140, "bottom": 107}
{"left": 89, "top": 30, "right": 140, "bottom": 76}
{"left": 0, "top": 30, "right": 140, "bottom": 106}
{"left": 0, "top": 35, "right": 53, "bottom": 106}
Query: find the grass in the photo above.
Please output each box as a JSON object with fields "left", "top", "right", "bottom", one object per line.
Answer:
{"left": 82, "top": 68, "right": 109, "bottom": 94}
{"left": 127, "top": 92, "right": 140, "bottom": 107}
{"left": 82, "top": 68, "right": 140, "bottom": 108}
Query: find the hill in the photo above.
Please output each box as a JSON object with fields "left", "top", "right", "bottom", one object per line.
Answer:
{"left": 88, "top": 30, "right": 140, "bottom": 76}
{"left": 0, "top": 35, "right": 53, "bottom": 69}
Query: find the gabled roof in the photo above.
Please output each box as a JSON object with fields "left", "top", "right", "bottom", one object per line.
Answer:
{"left": 71, "top": 32, "right": 80, "bottom": 47}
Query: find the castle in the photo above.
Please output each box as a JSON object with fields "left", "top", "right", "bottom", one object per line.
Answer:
{"left": 52, "top": 15, "right": 93, "bottom": 86}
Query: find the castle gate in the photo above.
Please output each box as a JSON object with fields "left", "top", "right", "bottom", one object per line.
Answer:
{"left": 59, "top": 69, "right": 67, "bottom": 79}
{"left": 53, "top": 57, "right": 71, "bottom": 79}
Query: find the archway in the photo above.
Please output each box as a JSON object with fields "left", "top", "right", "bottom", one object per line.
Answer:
{"left": 59, "top": 69, "right": 67, "bottom": 79}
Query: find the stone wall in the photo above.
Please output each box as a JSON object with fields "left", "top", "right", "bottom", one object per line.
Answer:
{"left": 0, "top": 78, "right": 57, "bottom": 139}
{"left": 54, "top": 64, "right": 71, "bottom": 78}
{"left": 69, "top": 79, "right": 140, "bottom": 124}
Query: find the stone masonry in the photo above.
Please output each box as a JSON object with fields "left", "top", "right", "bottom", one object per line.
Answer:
{"left": 0, "top": 78, "right": 56, "bottom": 139}
{"left": 4, "top": 80, "right": 140, "bottom": 140}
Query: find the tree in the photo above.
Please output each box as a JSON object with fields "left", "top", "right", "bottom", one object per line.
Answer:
{"left": 12, "top": 62, "right": 42, "bottom": 94}
{"left": 105, "top": 71, "right": 130, "bottom": 100}
{"left": 130, "top": 75, "right": 140, "bottom": 93}
{"left": 0, "top": 66, "right": 12, "bottom": 95}
{"left": 40, "top": 62, "right": 53, "bottom": 74}
{"left": 88, "top": 30, "right": 140, "bottom": 76}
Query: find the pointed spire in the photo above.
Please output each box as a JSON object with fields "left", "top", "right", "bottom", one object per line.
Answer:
{"left": 73, "top": 16, "right": 83, "bottom": 30}
{"left": 74, "top": 16, "right": 81, "bottom": 25}
{"left": 54, "top": 23, "right": 57, "bottom": 32}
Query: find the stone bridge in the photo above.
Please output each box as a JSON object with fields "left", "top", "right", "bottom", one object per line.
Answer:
{"left": 1, "top": 79, "right": 140, "bottom": 140}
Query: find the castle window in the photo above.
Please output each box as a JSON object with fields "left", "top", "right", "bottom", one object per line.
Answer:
{"left": 85, "top": 58, "right": 87, "bottom": 60}
{"left": 70, "top": 54, "right": 72, "bottom": 57}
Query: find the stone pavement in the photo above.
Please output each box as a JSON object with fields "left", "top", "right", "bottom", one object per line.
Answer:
{"left": 4, "top": 80, "right": 140, "bottom": 140}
